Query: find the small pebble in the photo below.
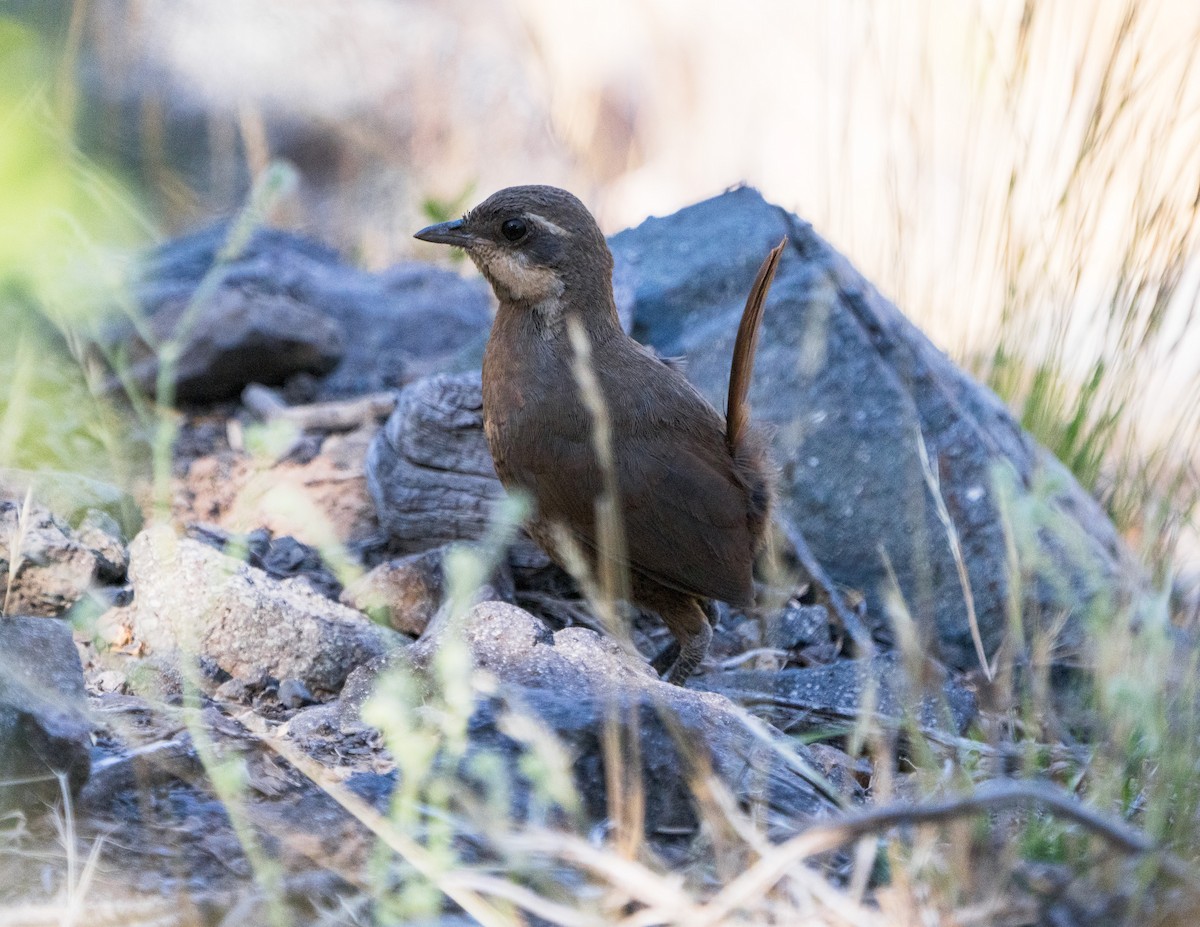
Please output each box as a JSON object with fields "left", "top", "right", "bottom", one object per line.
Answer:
{"left": 214, "top": 677, "right": 250, "bottom": 703}
{"left": 278, "top": 678, "right": 316, "bottom": 709}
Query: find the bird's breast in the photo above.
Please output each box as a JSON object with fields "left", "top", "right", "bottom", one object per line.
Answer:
{"left": 482, "top": 322, "right": 570, "bottom": 489}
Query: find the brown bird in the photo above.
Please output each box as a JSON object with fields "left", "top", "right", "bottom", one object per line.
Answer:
{"left": 415, "top": 186, "right": 783, "bottom": 684}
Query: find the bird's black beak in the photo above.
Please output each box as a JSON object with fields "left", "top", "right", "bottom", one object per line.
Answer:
{"left": 414, "top": 218, "right": 474, "bottom": 248}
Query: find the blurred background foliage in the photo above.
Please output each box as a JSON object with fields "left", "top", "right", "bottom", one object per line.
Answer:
{"left": 0, "top": 15, "right": 150, "bottom": 483}
{"left": 1, "top": 0, "right": 1198, "bottom": 569}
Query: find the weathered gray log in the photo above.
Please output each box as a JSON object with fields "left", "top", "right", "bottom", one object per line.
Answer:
{"left": 366, "top": 373, "right": 549, "bottom": 569}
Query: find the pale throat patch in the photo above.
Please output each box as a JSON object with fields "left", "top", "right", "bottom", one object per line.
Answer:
{"left": 475, "top": 248, "right": 565, "bottom": 306}
{"left": 469, "top": 212, "right": 572, "bottom": 336}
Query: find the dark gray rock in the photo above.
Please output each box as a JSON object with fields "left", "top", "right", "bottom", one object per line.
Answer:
{"left": 193, "top": 527, "right": 347, "bottom": 601}
{"left": 0, "top": 616, "right": 91, "bottom": 810}
{"left": 130, "top": 224, "right": 493, "bottom": 402}
{"left": 277, "top": 678, "right": 316, "bottom": 709}
{"left": 764, "top": 603, "right": 831, "bottom": 651}
{"left": 457, "top": 683, "right": 826, "bottom": 836}
{"left": 360, "top": 262, "right": 495, "bottom": 391}
{"left": 609, "top": 187, "right": 1145, "bottom": 670}
{"left": 126, "top": 527, "right": 403, "bottom": 694}
{"left": 366, "top": 373, "right": 549, "bottom": 568}
{"left": 257, "top": 535, "right": 342, "bottom": 599}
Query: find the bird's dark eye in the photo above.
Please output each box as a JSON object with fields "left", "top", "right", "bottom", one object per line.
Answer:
{"left": 501, "top": 218, "right": 528, "bottom": 242}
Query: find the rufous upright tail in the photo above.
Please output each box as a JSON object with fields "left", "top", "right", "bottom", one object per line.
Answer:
{"left": 725, "top": 238, "right": 786, "bottom": 455}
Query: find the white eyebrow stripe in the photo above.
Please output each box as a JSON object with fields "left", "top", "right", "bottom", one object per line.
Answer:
{"left": 526, "top": 213, "right": 571, "bottom": 237}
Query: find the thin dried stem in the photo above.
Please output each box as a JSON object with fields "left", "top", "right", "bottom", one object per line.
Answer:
{"left": 914, "top": 428, "right": 991, "bottom": 681}
{"left": 565, "top": 314, "right": 645, "bottom": 861}
{"left": 2, "top": 487, "right": 34, "bottom": 618}
{"left": 239, "top": 712, "right": 524, "bottom": 927}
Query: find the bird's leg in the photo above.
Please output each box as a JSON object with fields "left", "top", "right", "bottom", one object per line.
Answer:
{"left": 659, "top": 597, "right": 713, "bottom": 686}
{"left": 651, "top": 599, "right": 718, "bottom": 674}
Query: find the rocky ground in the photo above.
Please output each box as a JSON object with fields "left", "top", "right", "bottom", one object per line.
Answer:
{"left": 0, "top": 189, "right": 1156, "bottom": 925}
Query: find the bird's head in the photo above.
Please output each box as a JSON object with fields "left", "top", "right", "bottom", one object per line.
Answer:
{"left": 415, "top": 185, "right": 614, "bottom": 311}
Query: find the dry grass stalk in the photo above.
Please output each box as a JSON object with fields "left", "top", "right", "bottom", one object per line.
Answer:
{"left": 913, "top": 429, "right": 992, "bottom": 681}
{"left": 1, "top": 487, "right": 34, "bottom": 617}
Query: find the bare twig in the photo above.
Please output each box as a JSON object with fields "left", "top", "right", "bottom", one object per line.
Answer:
{"left": 776, "top": 518, "right": 874, "bottom": 656}
{"left": 694, "top": 778, "right": 1200, "bottom": 926}
{"left": 241, "top": 384, "right": 397, "bottom": 432}
{"left": 718, "top": 647, "right": 792, "bottom": 669}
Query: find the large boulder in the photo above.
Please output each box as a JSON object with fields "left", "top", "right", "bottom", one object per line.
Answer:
{"left": 363, "top": 189, "right": 1143, "bottom": 670}
{"left": 608, "top": 187, "right": 1145, "bottom": 670}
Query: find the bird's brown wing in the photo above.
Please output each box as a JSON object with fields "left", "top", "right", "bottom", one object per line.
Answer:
{"left": 525, "top": 420, "right": 755, "bottom": 607}
{"left": 618, "top": 434, "right": 756, "bottom": 605}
